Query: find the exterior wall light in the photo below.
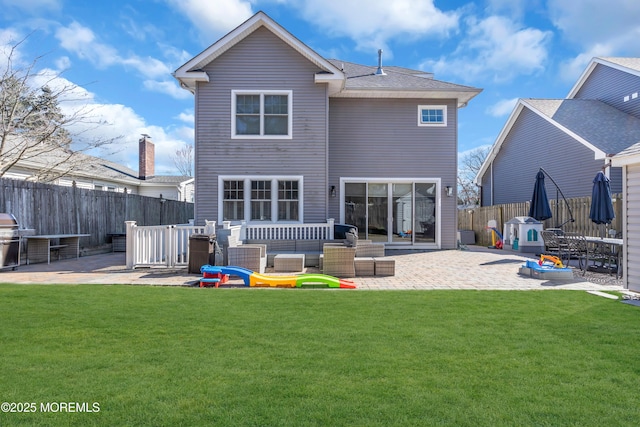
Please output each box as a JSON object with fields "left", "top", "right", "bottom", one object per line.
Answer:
{"left": 445, "top": 186, "right": 453, "bottom": 197}
{"left": 330, "top": 185, "right": 336, "bottom": 198}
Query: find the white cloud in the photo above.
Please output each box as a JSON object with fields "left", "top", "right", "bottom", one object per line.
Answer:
{"left": 422, "top": 15, "right": 551, "bottom": 83}
{"left": 487, "top": 97, "right": 519, "bottom": 117}
{"left": 24, "top": 67, "right": 190, "bottom": 174}
{"left": 291, "top": 0, "right": 459, "bottom": 53}
{"left": 166, "top": 0, "right": 254, "bottom": 42}
{"left": 54, "top": 55, "right": 70, "bottom": 71}
{"left": 550, "top": 0, "right": 640, "bottom": 83}
{"left": 143, "top": 80, "right": 192, "bottom": 100}
{"left": 55, "top": 22, "right": 171, "bottom": 79}
{"left": 549, "top": 0, "right": 640, "bottom": 48}
{"left": 175, "top": 110, "right": 194, "bottom": 124}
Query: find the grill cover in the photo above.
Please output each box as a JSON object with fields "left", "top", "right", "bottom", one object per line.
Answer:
{"left": 0, "top": 213, "right": 20, "bottom": 269}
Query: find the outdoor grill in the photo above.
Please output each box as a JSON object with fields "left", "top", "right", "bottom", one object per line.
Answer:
{"left": 0, "top": 213, "right": 21, "bottom": 270}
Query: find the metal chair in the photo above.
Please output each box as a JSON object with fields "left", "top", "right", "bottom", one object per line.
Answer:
{"left": 561, "top": 232, "right": 589, "bottom": 273}
{"left": 540, "top": 230, "right": 563, "bottom": 258}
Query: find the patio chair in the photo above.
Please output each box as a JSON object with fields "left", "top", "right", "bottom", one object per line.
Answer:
{"left": 540, "top": 230, "right": 563, "bottom": 258}
{"left": 227, "top": 244, "right": 267, "bottom": 273}
{"left": 561, "top": 232, "right": 589, "bottom": 273}
{"left": 322, "top": 245, "right": 356, "bottom": 277}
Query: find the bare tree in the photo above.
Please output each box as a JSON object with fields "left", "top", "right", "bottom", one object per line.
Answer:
{"left": 458, "top": 146, "right": 491, "bottom": 206}
{"left": 0, "top": 39, "right": 120, "bottom": 182}
{"left": 171, "top": 143, "right": 193, "bottom": 177}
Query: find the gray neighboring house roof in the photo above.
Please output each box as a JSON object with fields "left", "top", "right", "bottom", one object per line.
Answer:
{"left": 524, "top": 98, "right": 640, "bottom": 156}
{"left": 475, "top": 59, "right": 640, "bottom": 186}
{"left": 569, "top": 57, "right": 640, "bottom": 98}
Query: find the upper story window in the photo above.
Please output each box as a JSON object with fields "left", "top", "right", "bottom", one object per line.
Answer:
{"left": 232, "top": 90, "right": 292, "bottom": 139}
{"left": 418, "top": 105, "right": 447, "bottom": 127}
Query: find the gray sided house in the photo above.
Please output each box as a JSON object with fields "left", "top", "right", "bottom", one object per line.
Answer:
{"left": 476, "top": 57, "right": 640, "bottom": 207}
{"left": 174, "top": 11, "right": 481, "bottom": 249}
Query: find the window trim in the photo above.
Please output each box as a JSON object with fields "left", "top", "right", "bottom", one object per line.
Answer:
{"left": 218, "top": 175, "right": 303, "bottom": 224}
{"left": 417, "top": 105, "right": 447, "bottom": 127}
{"left": 231, "top": 90, "right": 293, "bottom": 139}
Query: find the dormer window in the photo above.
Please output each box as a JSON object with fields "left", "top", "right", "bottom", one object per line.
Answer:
{"left": 232, "top": 90, "right": 292, "bottom": 138}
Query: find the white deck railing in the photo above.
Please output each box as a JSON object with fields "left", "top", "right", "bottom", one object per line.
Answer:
{"left": 241, "top": 218, "right": 334, "bottom": 240}
{"left": 125, "top": 219, "right": 335, "bottom": 269}
{"left": 125, "top": 220, "right": 215, "bottom": 269}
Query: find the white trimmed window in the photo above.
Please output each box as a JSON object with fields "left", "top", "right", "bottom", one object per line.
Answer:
{"left": 418, "top": 105, "right": 447, "bottom": 127}
{"left": 232, "top": 90, "right": 292, "bottom": 138}
{"left": 220, "top": 176, "right": 302, "bottom": 223}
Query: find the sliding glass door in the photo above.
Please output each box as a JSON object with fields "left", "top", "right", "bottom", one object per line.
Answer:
{"left": 343, "top": 181, "right": 437, "bottom": 245}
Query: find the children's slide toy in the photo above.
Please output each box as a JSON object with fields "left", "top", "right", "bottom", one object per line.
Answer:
{"left": 199, "top": 265, "right": 356, "bottom": 289}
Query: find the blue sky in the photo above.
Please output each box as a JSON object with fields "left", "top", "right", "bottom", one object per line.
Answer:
{"left": 2, "top": 0, "right": 640, "bottom": 175}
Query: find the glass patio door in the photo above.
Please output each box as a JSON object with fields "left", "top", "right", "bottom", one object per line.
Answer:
{"left": 367, "top": 183, "right": 388, "bottom": 243}
{"left": 392, "top": 183, "right": 413, "bottom": 243}
{"left": 344, "top": 181, "right": 437, "bottom": 245}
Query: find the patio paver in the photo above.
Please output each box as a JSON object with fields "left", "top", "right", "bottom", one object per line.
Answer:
{"left": 0, "top": 246, "right": 625, "bottom": 291}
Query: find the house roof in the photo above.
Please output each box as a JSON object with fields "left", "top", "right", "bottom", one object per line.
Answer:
{"left": 174, "top": 11, "right": 482, "bottom": 107}
{"left": 474, "top": 98, "right": 640, "bottom": 185}
{"left": 612, "top": 141, "right": 640, "bottom": 166}
{"left": 173, "top": 11, "right": 344, "bottom": 94}
{"left": 568, "top": 57, "right": 640, "bottom": 98}
{"left": 327, "top": 60, "right": 481, "bottom": 106}
{"left": 475, "top": 56, "right": 640, "bottom": 186}
{"left": 525, "top": 99, "right": 640, "bottom": 155}
{"left": 3, "top": 137, "right": 191, "bottom": 187}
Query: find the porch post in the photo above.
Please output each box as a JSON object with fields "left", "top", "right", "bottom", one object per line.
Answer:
{"left": 327, "top": 218, "right": 335, "bottom": 240}
{"left": 125, "top": 221, "right": 136, "bottom": 269}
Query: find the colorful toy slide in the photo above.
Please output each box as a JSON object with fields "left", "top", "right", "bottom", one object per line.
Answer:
{"left": 199, "top": 265, "right": 356, "bottom": 289}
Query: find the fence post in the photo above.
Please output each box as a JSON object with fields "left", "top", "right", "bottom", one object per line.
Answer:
{"left": 125, "top": 221, "right": 136, "bottom": 269}
{"left": 165, "top": 225, "right": 175, "bottom": 267}
{"left": 204, "top": 219, "right": 216, "bottom": 235}
{"left": 327, "top": 218, "right": 334, "bottom": 239}
{"left": 240, "top": 221, "right": 247, "bottom": 241}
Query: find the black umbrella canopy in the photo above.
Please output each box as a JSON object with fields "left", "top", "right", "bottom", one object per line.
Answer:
{"left": 528, "top": 170, "right": 552, "bottom": 221}
{"left": 589, "top": 171, "right": 615, "bottom": 225}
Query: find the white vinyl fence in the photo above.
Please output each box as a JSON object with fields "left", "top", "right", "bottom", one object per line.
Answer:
{"left": 125, "top": 220, "right": 214, "bottom": 269}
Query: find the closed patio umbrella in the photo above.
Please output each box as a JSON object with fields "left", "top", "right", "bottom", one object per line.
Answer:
{"left": 589, "top": 170, "right": 615, "bottom": 227}
{"left": 528, "top": 170, "right": 552, "bottom": 221}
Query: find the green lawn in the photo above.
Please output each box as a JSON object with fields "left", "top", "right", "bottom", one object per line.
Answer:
{"left": 1, "top": 285, "right": 639, "bottom": 426}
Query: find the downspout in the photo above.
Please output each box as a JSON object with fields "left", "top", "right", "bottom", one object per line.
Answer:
{"left": 325, "top": 84, "right": 330, "bottom": 220}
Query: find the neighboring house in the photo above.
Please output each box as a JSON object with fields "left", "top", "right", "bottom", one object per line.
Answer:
{"left": 173, "top": 11, "right": 481, "bottom": 249}
{"left": 2, "top": 136, "right": 194, "bottom": 202}
{"left": 611, "top": 142, "right": 640, "bottom": 291}
{"left": 476, "top": 57, "right": 640, "bottom": 207}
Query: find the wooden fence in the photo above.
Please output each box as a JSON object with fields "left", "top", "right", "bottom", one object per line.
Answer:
{"left": 458, "top": 195, "right": 623, "bottom": 247}
{"left": 0, "top": 178, "right": 194, "bottom": 249}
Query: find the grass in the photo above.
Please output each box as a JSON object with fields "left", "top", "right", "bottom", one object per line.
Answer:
{"left": 1, "top": 285, "right": 640, "bottom": 426}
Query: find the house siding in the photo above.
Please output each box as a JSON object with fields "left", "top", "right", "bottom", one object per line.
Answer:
{"left": 574, "top": 64, "right": 640, "bottom": 120}
{"left": 624, "top": 164, "right": 640, "bottom": 291}
{"left": 193, "top": 26, "right": 328, "bottom": 224}
{"left": 485, "top": 107, "right": 604, "bottom": 205}
{"left": 328, "top": 98, "right": 458, "bottom": 248}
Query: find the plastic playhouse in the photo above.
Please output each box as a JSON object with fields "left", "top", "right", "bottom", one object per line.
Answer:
{"left": 199, "top": 265, "right": 357, "bottom": 289}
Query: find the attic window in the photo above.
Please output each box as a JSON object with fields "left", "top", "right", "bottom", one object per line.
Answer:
{"left": 418, "top": 105, "right": 447, "bottom": 127}
{"left": 232, "top": 90, "right": 292, "bottom": 139}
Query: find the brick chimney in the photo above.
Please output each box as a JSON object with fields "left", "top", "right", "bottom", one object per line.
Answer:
{"left": 139, "top": 134, "right": 154, "bottom": 180}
